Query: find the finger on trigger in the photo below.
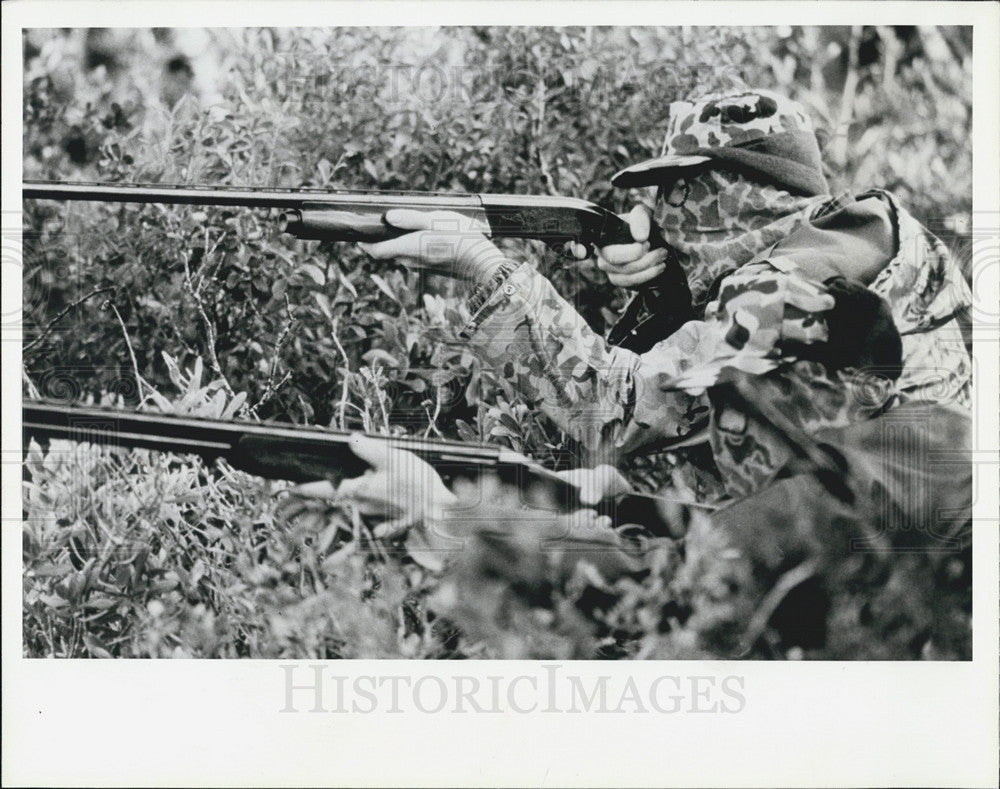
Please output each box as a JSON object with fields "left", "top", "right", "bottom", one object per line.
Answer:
{"left": 600, "top": 241, "right": 649, "bottom": 265}
{"left": 598, "top": 248, "right": 668, "bottom": 275}
{"left": 608, "top": 262, "right": 667, "bottom": 288}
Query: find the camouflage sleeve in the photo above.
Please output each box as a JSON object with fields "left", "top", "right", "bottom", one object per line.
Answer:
{"left": 460, "top": 263, "right": 710, "bottom": 461}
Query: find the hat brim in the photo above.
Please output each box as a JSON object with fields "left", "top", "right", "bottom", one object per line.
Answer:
{"left": 610, "top": 154, "right": 712, "bottom": 188}
{"left": 611, "top": 132, "right": 829, "bottom": 196}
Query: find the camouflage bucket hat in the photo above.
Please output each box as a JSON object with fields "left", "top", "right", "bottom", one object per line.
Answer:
{"left": 612, "top": 90, "right": 830, "bottom": 196}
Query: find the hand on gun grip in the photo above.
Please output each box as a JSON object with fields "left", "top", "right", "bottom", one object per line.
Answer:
{"left": 596, "top": 205, "right": 671, "bottom": 288}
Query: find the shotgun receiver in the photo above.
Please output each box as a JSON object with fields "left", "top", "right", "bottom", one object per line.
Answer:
{"left": 23, "top": 179, "right": 693, "bottom": 351}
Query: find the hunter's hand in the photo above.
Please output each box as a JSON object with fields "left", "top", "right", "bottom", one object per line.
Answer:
{"left": 595, "top": 205, "right": 671, "bottom": 288}
{"left": 554, "top": 464, "right": 633, "bottom": 506}
{"left": 359, "top": 209, "right": 507, "bottom": 283}
{"left": 662, "top": 263, "right": 838, "bottom": 393}
{"left": 283, "top": 434, "right": 458, "bottom": 540}
{"left": 708, "top": 262, "right": 836, "bottom": 351}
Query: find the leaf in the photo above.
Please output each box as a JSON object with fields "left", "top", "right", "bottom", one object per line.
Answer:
{"left": 498, "top": 412, "right": 522, "bottom": 434}
{"left": 403, "top": 376, "right": 427, "bottom": 393}
{"left": 369, "top": 273, "right": 398, "bottom": 304}
{"left": 190, "top": 357, "right": 204, "bottom": 392}
{"left": 456, "top": 419, "right": 479, "bottom": 442}
{"left": 321, "top": 543, "right": 356, "bottom": 573}
{"left": 221, "top": 391, "right": 248, "bottom": 420}
{"left": 316, "top": 519, "right": 344, "bottom": 554}
{"left": 269, "top": 245, "right": 298, "bottom": 269}
{"left": 162, "top": 351, "right": 183, "bottom": 389}
{"left": 30, "top": 562, "right": 74, "bottom": 578}
{"left": 82, "top": 633, "right": 113, "bottom": 658}
{"left": 83, "top": 596, "right": 118, "bottom": 611}
{"left": 148, "top": 388, "right": 174, "bottom": 413}
{"left": 299, "top": 263, "right": 326, "bottom": 286}
{"left": 336, "top": 270, "right": 358, "bottom": 301}
{"left": 362, "top": 348, "right": 400, "bottom": 368}
{"left": 208, "top": 388, "right": 227, "bottom": 418}
{"left": 430, "top": 369, "right": 456, "bottom": 386}
{"left": 313, "top": 291, "right": 333, "bottom": 319}
{"left": 25, "top": 439, "right": 45, "bottom": 475}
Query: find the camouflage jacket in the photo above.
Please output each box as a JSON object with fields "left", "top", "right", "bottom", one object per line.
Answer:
{"left": 461, "top": 190, "right": 972, "bottom": 500}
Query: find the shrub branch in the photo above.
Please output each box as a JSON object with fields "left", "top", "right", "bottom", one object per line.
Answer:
{"left": 182, "top": 245, "right": 236, "bottom": 398}
{"left": 23, "top": 286, "right": 116, "bottom": 355}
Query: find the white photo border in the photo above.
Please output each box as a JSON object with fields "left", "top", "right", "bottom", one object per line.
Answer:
{"left": 3, "top": 3, "right": 998, "bottom": 787}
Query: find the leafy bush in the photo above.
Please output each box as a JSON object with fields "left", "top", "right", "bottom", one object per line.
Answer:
{"left": 22, "top": 27, "right": 971, "bottom": 659}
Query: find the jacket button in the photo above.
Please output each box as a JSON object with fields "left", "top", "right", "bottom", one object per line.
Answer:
{"left": 502, "top": 283, "right": 517, "bottom": 296}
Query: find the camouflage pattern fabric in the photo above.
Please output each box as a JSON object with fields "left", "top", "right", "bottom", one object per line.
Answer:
{"left": 706, "top": 362, "right": 894, "bottom": 497}
{"left": 650, "top": 167, "right": 830, "bottom": 303}
{"left": 663, "top": 261, "right": 834, "bottom": 393}
{"left": 664, "top": 90, "right": 816, "bottom": 154}
{"left": 460, "top": 266, "right": 710, "bottom": 467}
{"left": 462, "top": 191, "right": 971, "bottom": 501}
{"left": 866, "top": 190, "right": 972, "bottom": 407}
{"left": 611, "top": 90, "right": 829, "bottom": 196}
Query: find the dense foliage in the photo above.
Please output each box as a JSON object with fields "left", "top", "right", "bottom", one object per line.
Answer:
{"left": 22, "top": 27, "right": 972, "bottom": 659}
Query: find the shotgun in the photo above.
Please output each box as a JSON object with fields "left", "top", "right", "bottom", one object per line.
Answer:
{"left": 22, "top": 400, "right": 703, "bottom": 529}
{"left": 23, "top": 180, "right": 693, "bottom": 351}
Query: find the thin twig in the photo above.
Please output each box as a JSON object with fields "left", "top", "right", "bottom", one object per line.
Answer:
{"left": 246, "top": 294, "right": 296, "bottom": 418}
{"left": 737, "top": 559, "right": 819, "bottom": 658}
{"left": 250, "top": 372, "right": 291, "bottom": 417}
{"left": 182, "top": 248, "right": 236, "bottom": 398}
{"left": 423, "top": 386, "right": 444, "bottom": 438}
{"left": 331, "top": 315, "right": 352, "bottom": 430}
{"left": 23, "top": 286, "right": 116, "bottom": 355}
{"left": 533, "top": 72, "right": 560, "bottom": 196}
{"left": 371, "top": 367, "right": 391, "bottom": 434}
{"left": 109, "top": 302, "right": 150, "bottom": 402}
{"left": 194, "top": 226, "right": 226, "bottom": 296}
